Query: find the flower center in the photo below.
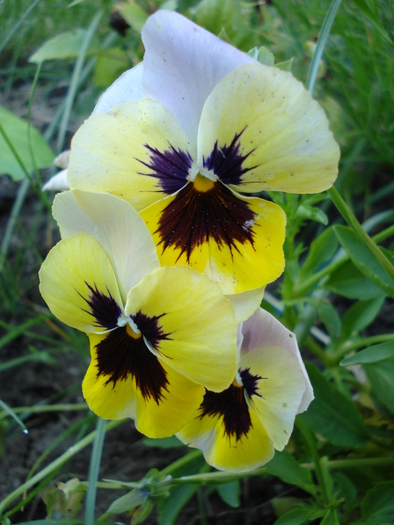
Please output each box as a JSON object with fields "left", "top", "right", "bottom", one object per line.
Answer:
{"left": 193, "top": 173, "right": 215, "bottom": 192}
{"left": 126, "top": 322, "right": 142, "bottom": 340}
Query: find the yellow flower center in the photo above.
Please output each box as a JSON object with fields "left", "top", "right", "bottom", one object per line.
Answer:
{"left": 193, "top": 173, "right": 215, "bottom": 192}
{"left": 126, "top": 322, "right": 142, "bottom": 340}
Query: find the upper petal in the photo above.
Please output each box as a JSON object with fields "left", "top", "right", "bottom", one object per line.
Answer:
{"left": 124, "top": 265, "right": 238, "bottom": 392}
{"left": 93, "top": 62, "right": 145, "bottom": 114}
{"left": 241, "top": 308, "right": 314, "bottom": 413}
{"left": 141, "top": 10, "right": 255, "bottom": 144}
{"left": 67, "top": 99, "right": 194, "bottom": 211}
{"left": 197, "top": 63, "right": 340, "bottom": 194}
{"left": 39, "top": 233, "right": 124, "bottom": 333}
{"left": 53, "top": 190, "right": 160, "bottom": 302}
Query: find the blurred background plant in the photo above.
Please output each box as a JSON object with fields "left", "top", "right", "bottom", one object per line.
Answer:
{"left": 0, "top": 0, "right": 393, "bottom": 524}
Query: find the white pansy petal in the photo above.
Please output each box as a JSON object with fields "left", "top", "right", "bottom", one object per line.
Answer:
{"left": 53, "top": 190, "right": 160, "bottom": 302}
{"left": 42, "top": 169, "right": 69, "bottom": 191}
{"left": 141, "top": 10, "right": 255, "bottom": 143}
{"left": 93, "top": 62, "right": 145, "bottom": 114}
{"left": 242, "top": 308, "right": 314, "bottom": 413}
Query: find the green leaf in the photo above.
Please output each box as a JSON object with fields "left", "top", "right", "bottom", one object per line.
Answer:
{"left": 118, "top": 4, "right": 148, "bottom": 33}
{"left": 298, "top": 364, "right": 370, "bottom": 447}
{"left": 333, "top": 225, "right": 394, "bottom": 299}
{"left": 106, "top": 487, "right": 150, "bottom": 514}
{"left": 315, "top": 299, "right": 341, "bottom": 339}
{"left": 320, "top": 508, "right": 340, "bottom": 525}
{"left": 273, "top": 504, "right": 323, "bottom": 525}
{"left": 353, "top": 0, "right": 393, "bottom": 44}
{"left": 341, "top": 296, "right": 385, "bottom": 339}
{"left": 247, "top": 46, "right": 275, "bottom": 66}
{"left": 325, "top": 260, "right": 385, "bottom": 300}
{"left": 265, "top": 450, "right": 316, "bottom": 494}
{"left": 364, "top": 356, "right": 394, "bottom": 413}
{"left": 216, "top": 480, "right": 240, "bottom": 508}
{"left": 0, "top": 105, "right": 54, "bottom": 181}
{"left": 275, "top": 58, "right": 294, "bottom": 72}
{"left": 295, "top": 204, "right": 328, "bottom": 225}
{"left": 361, "top": 481, "right": 394, "bottom": 522}
{"left": 29, "top": 29, "right": 98, "bottom": 63}
{"left": 93, "top": 48, "right": 129, "bottom": 87}
{"left": 333, "top": 473, "right": 357, "bottom": 511}
{"left": 299, "top": 227, "right": 338, "bottom": 279}
{"left": 157, "top": 456, "right": 207, "bottom": 525}
{"left": 341, "top": 342, "right": 394, "bottom": 366}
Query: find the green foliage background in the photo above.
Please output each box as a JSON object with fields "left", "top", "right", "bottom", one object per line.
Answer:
{"left": 0, "top": 0, "right": 393, "bottom": 524}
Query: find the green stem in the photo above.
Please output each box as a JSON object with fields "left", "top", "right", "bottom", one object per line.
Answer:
{"left": 85, "top": 418, "right": 107, "bottom": 525}
{"left": 331, "top": 333, "right": 394, "bottom": 363}
{"left": 0, "top": 420, "right": 123, "bottom": 516}
{"left": 0, "top": 403, "right": 88, "bottom": 421}
{"left": 328, "top": 186, "right": 394, "bottom": 282}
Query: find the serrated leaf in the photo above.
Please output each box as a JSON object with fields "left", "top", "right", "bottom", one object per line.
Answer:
{"left": 298, "top": 364, "right": 370, "bottom": 447}
{"left": 216, "top": 480, "right": 240, "bottom": 508}
{"left": 341, "top": 296, "right": 385, "bottom": 339}
{"left": 29, "top": 29, "right": 97, "bottom": 63}
{"left": 325, "top": 260, "right": 385, "bottom": 300}
{"left": 299, "top": 227, "right": 338, "bottom": 278}
{"left": 361, "top": 481, "right": 394, "bottom": 522}
{"left": 265, "top": 450, "right": 316, "bottom": 494}
{"left": 0, "top": 105, "right": 54, "bottom": 180}
{"left": 341, "top": 342, "right": 394, "bottom": 366}
{"left": 334, "top": 225, "right": 394, "bottom": 299}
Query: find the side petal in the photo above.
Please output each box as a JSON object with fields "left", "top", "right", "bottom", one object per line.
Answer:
{"left": 93, "top": 62, "right": 144, "bottom": 114}
{"left": 198, "top": 63, "right": 340, "bottom": 194}
{"left": 241, "top": 308, "right": 314, "bottom": 413}
{"left": 83, "top": 335, "right": 205, "bottom": 438}
{"left": 241, "top": 345, "right": 306, "bottom": 450}
{"left": 140, "top": 187, "right": 286, "bottom": 295}
{"left": 53, "top": 190, "right": 160, "bottom": 302}
{"left": 42, "top": 169, "right": 69, "bottom": 191}
{"left": 39, "top": 233, "right": 123, "bottom": 333}
{"left": 141, "top": 10, "right": 255, "bottom": 144}
{"left": 67, "top": 99, "right": 194, "bottom": 211}
{"left": 125, "top": 266, "right": 238, "bottom": 392}
{"left": 226, "top": 286, "right": 265, "bottom": 324}
{"left": 177, "top": 404, "right": 274, "bottom": 472}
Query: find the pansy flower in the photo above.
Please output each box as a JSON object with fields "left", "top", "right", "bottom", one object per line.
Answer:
{"left": 176, "top": 308, "right": 314, "bottom": 472}
{"left": 39, "top": 190, "right": 238, "bottom": 438}
{"left": 45, "top": 11, "right": 339, "bottom": 309}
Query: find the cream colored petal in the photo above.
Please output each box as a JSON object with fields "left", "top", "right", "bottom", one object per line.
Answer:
{"left": 125, "top": 266, "right": 238, "bottom": 392}
{"left": 241, "top": 345, "right": 306, "bottom": 450}
{"left": 226, "top": 286, "right": 265, "bottom": 323}
{"left": 39, "top": 234, "right": 123, "bottom": 333}
{"left": 53, "top": 190, "right": 160, "bottom": 302}
{"left": 68, "top": 99, "right": 194, "bottom": 211}
{"left": 241, "top": 308, "right": 314, "bottom": 413}
{"left": 198, "top": 63, "right": 340, "bottom": 194}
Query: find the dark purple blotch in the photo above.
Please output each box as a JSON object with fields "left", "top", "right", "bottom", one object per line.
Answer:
{"left": 80, "top": 282, "right": 121, "bottom": 330}
{"left": 202, "top": 127, "right": 257, "bottom": 186}
{"left": 136, "top": 143, "right": 192, "bottom": 194}
{"left": 199, "top": 368, "right": 262, "bottom": 441}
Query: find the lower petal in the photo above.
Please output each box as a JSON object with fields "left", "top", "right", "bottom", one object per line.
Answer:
{"left": 83, "top": 334, "right": 205, "bottom": 438}
{"left": 140, "top": 185, "right": 286, "bottom": 295}
{"left": 177, "top": 404, "right": 274, "bottom": 472}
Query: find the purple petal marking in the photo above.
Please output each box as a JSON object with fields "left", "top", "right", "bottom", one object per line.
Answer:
{"left": 203, "top": 127, "right": 257, "bottom": 186}
{"left": 130, "top": 310, "right": 172, "bottom": 351}
{"left": 240, "top": 367, "right": 263, "bottom": 398}
{"left": 79, "top": 282, "right": 121, "bottom": 331}
{"left": 136, "top": 143, "right": 192, "bottom": 194}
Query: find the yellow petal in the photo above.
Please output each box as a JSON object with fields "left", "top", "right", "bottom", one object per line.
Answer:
{"left": 83, "top": 334, "right": 205, "bottom": 438}
{"left": 140, "top": 185, "right": 286, "bottom": 295}
{"left": 125, "top": 266, "right": 238, "bottom": 392}
{"left": 198, "top": 63, "right": 340, "bottom": 194}
{"left": 68, "top": 99, "right": 194, "bottom": 211}
{"left": 177, "top": 399, "right": 274, "bottom": 472}
{"left": 39, "top": 234, "right": 123, "bottom": 333}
